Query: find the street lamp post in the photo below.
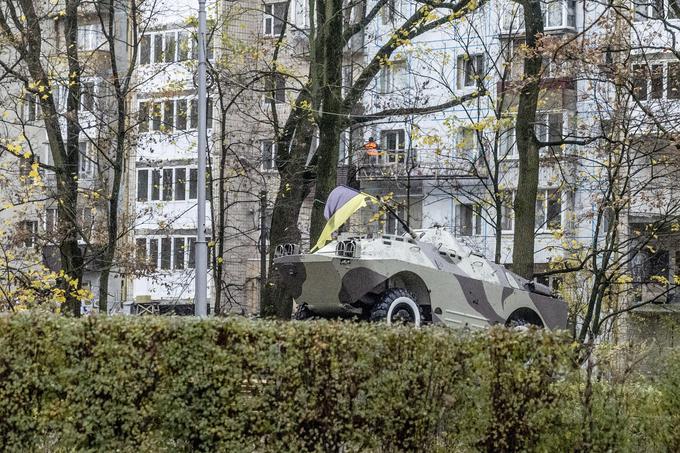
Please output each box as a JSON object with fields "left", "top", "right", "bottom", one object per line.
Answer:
{"left": 195, "top": 0, "right": 208, "bottom": 317}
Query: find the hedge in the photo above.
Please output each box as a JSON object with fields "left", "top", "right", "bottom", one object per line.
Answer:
{"left": 0, "top": 314, "right": 675, "bottom": 452}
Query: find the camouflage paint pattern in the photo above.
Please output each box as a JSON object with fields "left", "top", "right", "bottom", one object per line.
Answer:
{"left": 274, "top": 229, "right": 568, "bottom": 329}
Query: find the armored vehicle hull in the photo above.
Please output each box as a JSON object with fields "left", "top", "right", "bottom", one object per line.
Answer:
{"left": 274, "top": 229, "right": 568, "bottom": 330}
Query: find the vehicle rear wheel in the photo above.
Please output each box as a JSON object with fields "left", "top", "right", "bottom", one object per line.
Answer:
{"left": 292, "top": 303, "right": 314, "bottom": 320}
{"left": 505, "top": 308, "right": 543, "bottom": 331}
{"left": 370, "top": 288, "right": 421, "bottom": 327}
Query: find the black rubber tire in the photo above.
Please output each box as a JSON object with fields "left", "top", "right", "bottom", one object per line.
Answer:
{"left": 292, "top": 303, "right": 314, "bottom": 320}
{"left": 370, "top": 288, "right": 418, "bottom": 323}
{"left": 505, "top": 308, "right": 544, "bottom": 329}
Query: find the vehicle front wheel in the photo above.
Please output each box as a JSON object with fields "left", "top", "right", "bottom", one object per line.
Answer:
{"left": 370, "top": 288, "right": 421, "bottom": 327}
{"left": 292, "top": 303, "right": 314, "bottom": 320}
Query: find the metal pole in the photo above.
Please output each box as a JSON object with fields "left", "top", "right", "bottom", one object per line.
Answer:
{"left": 195, "top": 0, "right": 208, "bottom": 317}
{"left": 259, "top": 190, "right": 267, "bottom": 313}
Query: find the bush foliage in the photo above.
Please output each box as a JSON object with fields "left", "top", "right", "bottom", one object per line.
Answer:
{"left": 0, "top": 314, "right": 676, "bottom": 452}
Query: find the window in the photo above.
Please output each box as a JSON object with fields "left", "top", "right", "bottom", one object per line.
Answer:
{"left": 162, "top": 168, "right": 173, "bottom": 201}
{"left": 151, "top": 169, "right": 161, "bottom": 200}
{"left": 264, "top": 3, "right": 287, "bottom": 36}
{"left": 138, "top": 98, "right": 212, "bottom": 133}
{"left": 136, "top": 238, "right": 147, "bottom": 262}
{"left": 261, "top": 140, "right": 277, "bottom": 170}
{"left": 503, "top": 0, "right": 575, "bottom": 30}
{"left": 178, "top": 32, "right": 190, "bottom": 61}
{"left": 140, "top": 29, "right": 207, "bottom": 64}
{"left": 630, "top": 62, "right": 680, "bottom": 101}
{"left": 19, "top": 158, "right": 32, "bottom": 178}
{"left": 137, "top": 166, "right": 198, "bottom": 201}
{"left": 264, "top": 74, "right": 286, "bottom": 103}
{"left": 175, "top": 168, "right": 186, "bottom": 200}
{"left": 79, "top": 142, "right": 95, "bottom": 177}
{"left": 46, "top": 208, "right": 58, "bottom": 234}
{"left": 500, "top": 124, "right": 517, "bottom": 157}
{"left": 81, "top": 80, "right": 95, "bottom": 111}
{"left": 165, "top": 32, "right": 176, "bottom": 63}
{"left": 379, "top": 130, "right": 406, "bottom": 165}
{"left": 152, "top": 102, "right": 162, "bottom": 131}
{"left": 457, "top": 54, "right": 484, "bottom": 89}
{"left": 149, "top": 238, "right": 159, "bottom": 270}
{"left": 457, "top": 128, "right": 482, "bottom": 162}
{"left": 161, "top": 237, "right": 172, "bottom": 270}
{"left": 138, "top": 102, "right": 149, "bottom": 133}
{"left": 77, "top": 23, "right": 105, "bottom": 51}
{"left": 176, "top": 99, "right": 188, "bottom": 130}
{"left": 381, "top": 0, "right": 397, "bottom": 24}
{"left": 163, "top": 100, "right": 175, "bottom": 131}
{"left": 137, "top": 236, "right": 195, "bottom": 271}
{"left": 188, "top": 237, "right": 196, "bottom": 268}
{"left": 24, "top": 94, "right": 40, "bottom": 122}
{"left": 535, "top": 189, "right": 561, "bottom": 230}
{"left": 669, "top": 62, "right": 680, "bottom": 98}
{"left": 650, "top": 64, "right": 664, "bottom": 99}
{"left": 18, "top": 221, "right": 38, "bottom": 248}
{"left": 385, "top": 203, "right": 408, "bottom": 235}
{"left": 379, "top": 60, "right": 407, "bottom": 94}
{"left": 633, "top": 64, "right": 649, "bottom": 100}
{"left": 535, "top": 112, "right": 565, "bottom": 153}
{"left": 174, "top": 237, "right": 185, "bottom": 270}
{"left": 456, "top": 204, "right": 482, "bottom": 236}
{"left": 137, "top": 169, "right": 149, "bottom": 201}
{"left": 633, "top": 0, "right": 665, "bottom": 21}
{"left": 500, "top": 195, "right": 514, "bottom": 232}
{"left": 189, "top": 168, "right": 198, "bottom": 199}
{"left": 140, "top": 35, "right": 151, "bottom": 64}
{"left": 163, "top": 168, "right": 173, "bottom": 201}
{"left": 544, "top": 0, "right": 562, "bottom": 27}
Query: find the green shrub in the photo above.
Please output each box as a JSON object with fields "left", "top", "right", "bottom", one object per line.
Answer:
{"left": 0, "top": 314, "right": 672, "bottom": 452}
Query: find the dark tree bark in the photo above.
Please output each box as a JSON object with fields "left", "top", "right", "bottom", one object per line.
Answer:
{"left": 511, "top": 0, "right": 544, "bottom": 279}
{"left": 308, "top": 0, "right": 344, "bottom": 243}
{"left": 0, "top": 0, "right": 87, "bottom": 315}
{"left": 96, "top": 0, "right": 139, "bottom": 314}
{"left": 261, "top": 100, "right": 316, "bottom": 318}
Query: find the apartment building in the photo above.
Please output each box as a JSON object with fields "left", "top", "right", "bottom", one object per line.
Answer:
{"left": 0, "top": 1, "right": 133, "bottom": 312}
{"left": 352, "top": 0, "right": 680, "bottom": 340}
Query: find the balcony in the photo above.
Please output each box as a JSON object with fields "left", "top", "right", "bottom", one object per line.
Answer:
{"left": 356, "top": 147, "right": 483, "bottom": 181}
{"left": 499, "top": 0, "right": 577, "bottom": 36}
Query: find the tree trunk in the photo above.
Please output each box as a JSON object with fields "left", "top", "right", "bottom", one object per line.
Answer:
{"left": 511, "top": 0, "right": 544, "bottom": 279}
{"left": 495, "top": 202, "right": 503, "bottom": 264}
{"left": 261, "top": 113, "right": 316, "bottom": 318}
{"left": 309, "top": 0, "right": 344, "bottom": 244}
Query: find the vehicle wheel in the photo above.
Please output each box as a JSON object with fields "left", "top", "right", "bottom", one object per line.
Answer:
{"left": 292, "top": 303, "right": 314, "bottom": 320}
{"left": 505, "top": 308, "right": 543, "bottom": 331}
{"left": 370, "top": 288, "right": 421, "bottom": 327}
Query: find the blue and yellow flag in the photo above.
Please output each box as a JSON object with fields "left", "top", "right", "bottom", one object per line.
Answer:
{"left": 311, "top": 186, "right": 378, "bottom": 252}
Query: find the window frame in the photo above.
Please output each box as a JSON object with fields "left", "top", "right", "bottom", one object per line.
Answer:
{"left": 137, "top": 97, "right": 213, "bottom": 134}
{"left": 535, "top": 189, "right": 562, "bottom": 232}
{"left": 137, "top": 166, "right": 199, "bottom": 202}
{"left": 456, "top": 54, "right": 485, "bottom": 89}
{"left": 263, "top": 2, "right": 288, "bottom": 37}
{"left": 139, "top": 29, "right": 209, "bottom": 65}
{"left": 18, "top": 220, "right": 38, "bottom": 248}
{"left": 261, "top": 140, "right": 278, "bottom": 171}
{"left": 136, "top": 235, "right": 197, "bottom": 271}
{"left": 375, "top": 129, "right": 406, "bottom": 165}
{"left": 455, "top": 203, "right": 482, "bottom": 237}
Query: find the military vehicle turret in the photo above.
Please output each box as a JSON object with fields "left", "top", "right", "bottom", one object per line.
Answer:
{"left": 273, "top": 186, "right": 568, "bottom": 329}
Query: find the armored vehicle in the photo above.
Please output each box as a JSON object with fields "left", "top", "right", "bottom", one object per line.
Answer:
{"left": 273, "top": 228, "right": 568, "bottom": 330}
